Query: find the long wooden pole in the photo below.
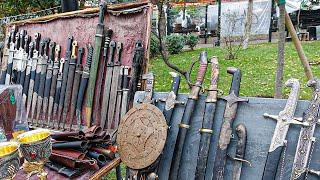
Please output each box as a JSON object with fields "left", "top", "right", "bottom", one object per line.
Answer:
{"left": 284, "top": 11, "right": 313, "bottom": 80}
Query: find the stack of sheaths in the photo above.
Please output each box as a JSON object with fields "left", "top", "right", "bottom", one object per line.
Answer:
{"left": 0, "top": 4, "right": 144, "bottom": 132}
{"left": 116, "top": 51, "right": 320, "bottom": 180}
{"left": 47, "top": 125, "right": 118, "bottom": 178}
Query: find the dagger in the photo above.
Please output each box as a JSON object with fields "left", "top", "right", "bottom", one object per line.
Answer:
{"left": 92, "top": 29, "right": 113, "bottom": 124}
{"left": 56, "top": 36, "right": 74, "bottom": 129}
{"left": 5, "top": 27, "right": 18, "bottom": 85}
{"left": 18, "top": 34, "right": 30, "bottom": 88}
{"left": 68, "top": 47, "right": 84, "bottom": 131}
{"left": 169, "top": 51, "right": 208, "bottom": 180}
{"left": 107, "top": 42, "right": 123, "bottom": 129}
{"left": 100, "top": 40, "right": 116, "bottom": 130}
{"left": 156, "top": 71, "right": 182, "bottom": 180}
{"left": 26, "top": 33, "right": 41, "bottom": 118}
{"left": 22, "top": 41, "right": 34, "bottom": 111}
{"left": 120, "top": 66, "right": 130, "bottom": 119}
{"left": 291, "top": 79, "right": 320, "bottom": 180}
{"left": 34, "top": 38, "right": 50, "bottom": 126}
{"left": 262, "top": 78, "right": 302, "bottom": 180}
{"left": 47, "top": 44, "right": 61, "bottom": 128}
{"left": 60, "top": 40, "right": 78, "bottom": 130}
{"left": 195, "top": 56, "right": 219, "bottom": 180}
{"left": 47, "top": 44, "right": 62, "bottom": 128}
{"left": 14, "top": 30, "right": 26, "bottom": 84}
{"left": 76, "top": 44, "right": 93, "bottom": 131}
{"left": 212, "top": 67, "right": 248, "bottom": 180}
{"left": 41, "top": 41, "right": 56, "bottom": 127}
{"left": 232, "top": 123, "right": 249, "bottom": 180}
{"left": 30, "top": 39, "right": 46, "bottom": 124}
{"left": 85, "top": 2, "right": 106, "bottom": 127}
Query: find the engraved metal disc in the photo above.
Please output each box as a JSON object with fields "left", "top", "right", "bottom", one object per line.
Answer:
{"left": 117, "top": 103, "right": 168, "bottom": 169}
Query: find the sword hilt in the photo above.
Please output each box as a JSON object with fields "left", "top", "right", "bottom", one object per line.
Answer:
{"left": 86, "top": 43, "right": 93, "bottom": 68}
{"left": 142, "top": 72, "right": 154, "bottom": 103}
{"left": 48, "top": 41, "right": 56, "bottom": 63}
{"left": 28, "top": 42, "right": 34, "bottom": 59}
{"left": 54, "top": 45, "right": 61, "bottom": 63}
{"left": 76, "top": 47, "right": 84, "bottom": 65}
{"left": 71, "top": 41, "right": 78, "bottom": 60}
{"left": 108, "top": 41, "right": 116, "bottom": 66}
{"left": 19, "top": 29, "right": 27, "bottom": 50}
{"left": 34, "top": 33, "right": 41, "bottom": 51}
{"left": 24, "top": 35, "right": 31, "bottom": 52}
{"left": 115, "top": 42, "right": 123, "bottom": 65}
{"left": 14, "top": 33, "right": 20, "bottom": 50}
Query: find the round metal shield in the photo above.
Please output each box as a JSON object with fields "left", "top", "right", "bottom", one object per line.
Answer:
{"left": 117, "top": 103, "right": 168, "bottom": 169}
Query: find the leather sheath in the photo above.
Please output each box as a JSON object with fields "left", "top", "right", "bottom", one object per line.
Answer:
{"left": 45, "top": 161, "right": 86, "bottom": 178}
{"left": 51, "top": 131, "right": 86, "bottom": 141}
{"left": 52, "top": 149, "right": 86, "bottom": 159}
{"left": 87, "top": 150, "right": 107, "bottom": 167}
{"left": 90, "top": 147, "right": 115, "bottom": 160}
{"left": 50, "top": 152, "right": 99, "bottom": 170}
{"left": 52, "top": 141, "right": 90, "bottom": 151}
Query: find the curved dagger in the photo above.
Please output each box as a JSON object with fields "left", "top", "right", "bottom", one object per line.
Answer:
{"left": 262, "top": 78, "right": 301, "bottom": 180}
{"left": 291, "top": 79, "right": 320, "bottom": 180}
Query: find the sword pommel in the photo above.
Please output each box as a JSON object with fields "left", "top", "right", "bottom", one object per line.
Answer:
{"left": 307, "top": 78, "right": 320, "bottom": 90}
{"left": 227, "top": 67, "right": 241, "bottom": 96}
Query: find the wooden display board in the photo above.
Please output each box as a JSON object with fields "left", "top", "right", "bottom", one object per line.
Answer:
{"left": 5, "top": 1, "right": 152, "bottom": 130}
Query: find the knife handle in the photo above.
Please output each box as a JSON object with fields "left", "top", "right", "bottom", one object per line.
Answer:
{"left": 262, "top": 146, "right": 284, "bottom": 180}
{"left": 196, "top": 51, "right": 208, "bottom": 83}
{"left": 227, "top": 67, "right": 241, "bottom": 96}
{"left": 34, "top": 33, "right": 41, "bottom": 51}
{"left": 171, "top": 72, "right": 181, "bottom": 95}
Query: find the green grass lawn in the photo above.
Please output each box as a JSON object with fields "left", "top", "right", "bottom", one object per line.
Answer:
{"left": 149, "top": 41, "right": 320, "bottom": 100}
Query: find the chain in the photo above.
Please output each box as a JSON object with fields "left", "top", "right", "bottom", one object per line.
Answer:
{"left": 305, "top": 137, "right": 316, "bottom": 180}
{"left": 280, "top": 141, "right": 288, "bottom": 180}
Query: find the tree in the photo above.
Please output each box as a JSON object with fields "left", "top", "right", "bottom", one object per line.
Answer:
{"left": 242, "top": 0, "right": 253, "bottom": 49}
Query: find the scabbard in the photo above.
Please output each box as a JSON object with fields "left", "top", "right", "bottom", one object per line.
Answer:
{"left": 100, "top": 67, "right": 113, "bottom": 129}
{"left": 52, "top": 141, "right": 89, "bottom": 151}
{"left": 262, "top": 146, "right": 284, "bottom": 180}
{"left": 76, "top": 75, "right": 88, "bottom": 130}
{"left": 42, "top": 66, "right": 53, "bottom": 126}
{"left": 113, "top": 78, "right": 123, "bottom": 129}
{"left": 35, "top": 62, "right": 48, "bottom": 126}
{"left": 51, "top": 131, "right": 86, "bottom": 141}
{"left": 61, "top": 58, "right": 76, "bottom": 130}
{"left": 47, "top": 67, "right": 59, "bottom": 127}
{"left": 52, "top": 76, "right": 62, "bottom": 128}
{"left": 45, "top": 161, "right": 85, "bottom": 178}
{"left": 87, "top": 150, "right": 107, "bottom": 167}
{"left": 57, "top": 59, "right": 70, "bottom": 128}
{"left": 50, "top": 152, "right": 99, "bottom": 170}
{"left": 52, "top": 149, "right": 86, "bottom": 159}
{"left": 22, "top": 64, "right": 31, "bottom": 106}
{"left": 68, "top": 65, "right": 82, "bottom": 131}
{"left": 30, "top": 59, "right": 42, "bottom": 123}
{"left": 107, "top": 65, "right": 121, "bottom": 129}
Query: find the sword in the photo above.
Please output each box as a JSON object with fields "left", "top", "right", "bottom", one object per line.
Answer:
{"left": 76, "top": 44, "right": 93, "bottom": 130}
{"left": 156, "top": 72, "right": 183, "bottom": 180}
{"left": 213, "top": 67, "right": 248, "bottom": 180}
{"left": 30, "top": 39, "right": 46, "bottom": 124}
{"left": 68, "top": 47, "right": 84, "bottom": 131}
{"left": 128, "top": 40, "right": 144, "bottom": 105}
{"left": 56, "top": 36, "right": 74, "bottom": 129}
{"left": 34, "top": 38, "right": 50, "bottom": 126}
{"left": 22, "top": 41, "right": 34, "bottom": 111}
{"left": 19, "top": 34, "right": 31, "bottom": 88}
{"left": 41, "top": 41, "right": 56, "bottom": 127}
{"left": 48, "top": 44, "right": 61, "bottom": 128}
{"left": 61, "top": 40, "right": 78, "bottom": 130}
{"left": 195, "top": 56, "right": 219, "bottom": 180}
{"left": 85, "top": 2, "right": 106, "bottom": 127}
{"left": 5, "top": 27, "right": 18, "bottom": 85}
{"left": 169, "top": 52, "right": 208, "bottom": 180}
{"left": 232, "top": 123, "right": 249, "bottom": 180}
{"left": 92, "top": 29, "right": 113, "bottom": 123}
{"left": 100, "top": 41, "right": 116, "bottom": 130}
{"left": 26, "top": 33, "right": 44, "bottom": 117}
{"left": 262, "top": 78, "right": 302, "bottom": 180}
{"left": 291, "top": 79, "right": 320, "bottom": 180}
{"left": 106, "top": 42, "right": 123, "bottom": 130}
{"left": 0, "top": 33, "right": 10, "bottom": 84}
{"left": 13, "top": 30, "right": 26, "bottom": 84}
{"left": 113, "top": 66, "right": 124, "bottom": 129}
{"left": 120, "top": 66, "right": 130, "bottom": 119}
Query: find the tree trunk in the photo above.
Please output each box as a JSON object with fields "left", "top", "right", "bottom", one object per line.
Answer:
{"left": 243, "top": 0, "right": 253, "bottom": 49}
{"left": 274, "top": 4, "right": 285, "bottom": 98}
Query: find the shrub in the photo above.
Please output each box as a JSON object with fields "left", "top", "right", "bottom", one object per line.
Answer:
{"left": 150, "top": 34, "right": 160, "bottom": 58}
{"left": 165, "top": 34, "right": 185, "bottom": 54}
{"left": 185, "top": 34, "right": 199, "bottom": 50}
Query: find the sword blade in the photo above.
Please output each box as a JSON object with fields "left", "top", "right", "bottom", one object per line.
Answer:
{"left": 100, "top": 68, "right": 113, "bottom": 129}
{"left": 107, "top": 65, "right": 121, "bottom": 129}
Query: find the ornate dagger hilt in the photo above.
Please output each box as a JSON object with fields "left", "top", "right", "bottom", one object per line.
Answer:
{"left": 141, "top": 72, "right": 155, "bottom": 104}
{"left": 103, "top": 29, "right": 113, "bottom": 60}
{"left": 189, "top": 51, "right": 208, "bottom": 100}
{"left": 48, "top": 41, "right": 56, "bottom": 64}
{"left": 221, "top": 68, "right": 248, "bottom": 106}
{"left": 206, "top": 56, "right": 219, "bottom": 103}
{"left": 108, "top": 41, "right": 116, "bottom": 66}
{"left": 158, "top": 72, "right": 185, "bottom": 110}
{"left": 115, "top": 42, "right": 123, "bottom": 65}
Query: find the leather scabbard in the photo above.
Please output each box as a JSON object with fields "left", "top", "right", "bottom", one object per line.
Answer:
{"left": 52, "top": 141, "right": 90, "bottom": 151}
{"left": 87, "top": 150, "right": 107, "bottom": 167}
{"left": 52, "top": 149, "right": 86, "bottom": 159}
{"left": 50, "top": 153, "right": 99, "bottom": 170}
{"left": 51, "top": 131, "right": 86, "bottom": 141}
{"left": 45, "top": 161, "right": 86, "bottom": 178}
